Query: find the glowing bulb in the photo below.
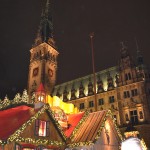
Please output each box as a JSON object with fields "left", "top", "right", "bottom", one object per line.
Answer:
{"left": 38, "top": 96, "right": 44, "bottom": 102}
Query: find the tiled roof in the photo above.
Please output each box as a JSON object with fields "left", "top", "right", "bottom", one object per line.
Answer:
{"left": 0, "top": 105, "right": 35, "bottom": 140}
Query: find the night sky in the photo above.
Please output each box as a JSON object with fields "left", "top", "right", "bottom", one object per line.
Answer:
{"left": 0, "top": 0, "right": 150, "bottom": 99}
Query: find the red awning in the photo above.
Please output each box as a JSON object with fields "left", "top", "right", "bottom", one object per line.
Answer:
{"left": 0, "top": 105, "right": 35, "bottom": 140}
{"left": 64, "top": 112, "right": 84, "bottom": 137}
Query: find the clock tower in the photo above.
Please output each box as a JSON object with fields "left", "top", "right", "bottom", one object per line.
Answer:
{"left": 28, "top": 0, "right": 59, "bottom": 96}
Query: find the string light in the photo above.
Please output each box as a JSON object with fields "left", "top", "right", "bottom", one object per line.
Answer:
{"left": 0, "top": 90, "right": 31, "bottom": 110}
{"left": 1, "top": 91, "right": 147, "bottom": 149}
{"left": 70, "top": 111, "right": 89, "bottom": 139}
{"left": 67, "top": 109, "right": 123, "bottom": 148}
{"left": 5, "top": 104, "right": 66, "bottom": 147}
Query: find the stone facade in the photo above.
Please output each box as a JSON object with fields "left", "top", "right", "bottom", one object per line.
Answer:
{"left": 26, "top": 0, "right": 150, "bottom": 148}
{"left": 53, "top": 45, "right": 150, "bottom": 147}
{"left": 28, "top": 43, "right": 58, "bottom": 96}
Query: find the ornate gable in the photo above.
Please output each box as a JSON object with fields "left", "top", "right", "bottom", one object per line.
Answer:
{"left": 5, "top": 104, "right": 66, "bottom": 149}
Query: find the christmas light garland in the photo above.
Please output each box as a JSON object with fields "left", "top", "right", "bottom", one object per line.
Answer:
{"left": 124, "top": 131, "right": 139, "bottom": 137}
{"left": 7, "top": 104, "right": 49, "bottom": 143}
{"left": 123, "top": 130, "right": 147, "bottom": 149}
{"left": 67, "top": 110, "right": 123, "bottom": 148}
{"left": 0, "top": 93, "right": 67, "bottom": 145}
{"left": 106, "top": 110, "right": 123, "bottom": 141}
{"left": 0, "top": 93, "right": 123, "bottom": 149}
{"left": 70, "top": 111, "right": 89, "bottom": 139}
{"left": 47, "top": 108, "right": 67, "bottom": 141}
{"left": 67, "top": 141, "right": 94, "bottom": 148}
{"left": 15, "top": 137, "right": 65, "bottom": 147}
{"left": 0, "top": 96, "right": 11, "bottom": 109}
{"left": 4, "top": 104, "right": 66, "bottom": 147}
{"left": 0, "top": 90, "right": 33, "bottom": 110}
{"left": 140, "top": 138, "right": 147, "bottom": 150}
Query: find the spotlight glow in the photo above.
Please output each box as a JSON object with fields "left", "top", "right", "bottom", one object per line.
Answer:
{"left": 121, "top": 138, "right": 143, "bottom": 150}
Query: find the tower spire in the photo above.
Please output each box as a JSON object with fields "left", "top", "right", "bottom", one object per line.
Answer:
{"left": 135, "top": 37, "right": 139, "bottom": 52}
{"left": 28, "top": 0, "right": 59, "bottom": 96}
{"left": 135, "top": 38, "right": 144, "bottom": 65}
{"left": 45, "top": 0, "right": 50, "bottom": 18}
{"left": 120, "top": 41, "right": 129, "bottom": 58}
{"left": 34, "top": 0, "right": 55, "bottom": 48}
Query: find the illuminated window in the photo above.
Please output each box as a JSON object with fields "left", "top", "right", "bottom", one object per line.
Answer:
{"left": 89, "top": 101, "right": 94, "bottom": 107}
{"left": 109, "top": 96, "right": 115, "bottom": 103}
{"left": 38, "top": 95, "right": 44, "bottom": 102}
{"left": 124, "top": 91, "right": 130, "bottom": 98}
{"left": 35, "top": 120, "right": 49, "bottom": 137}
{"left": 98, "top": 98, "right": 104, "bottom": 105}
{"left": 131, "top": 89, "right": 138, "bottom": 97}
{"left": 80, "top": 103, "right": 84, "bottom": 109}
{"left": 130, "top": 110, "right": 138, "bottom": 125}
{"left": 139, "top": 111, "right": 144, "bottom": 119}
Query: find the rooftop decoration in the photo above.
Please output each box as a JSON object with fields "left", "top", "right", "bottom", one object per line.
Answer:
{"left": 0, "top": 104, "right": 66, "bottom": 147}
{"left": 0, "top": 90, "right": 33, "bottom": 110}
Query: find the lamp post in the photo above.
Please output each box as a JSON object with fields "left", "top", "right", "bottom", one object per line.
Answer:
{"left": 90, "top": 32, "right": 97, "bottom": 111}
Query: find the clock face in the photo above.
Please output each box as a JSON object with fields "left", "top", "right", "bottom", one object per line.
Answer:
{"left": 48, "top": 68, "right": 53, "bottom": 77}
{"left": 33, "top": 67, "right": 39, "bottom": 77}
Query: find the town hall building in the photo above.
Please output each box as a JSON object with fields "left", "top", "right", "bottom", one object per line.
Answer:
{"left": 0, "top": 0, "right": 149, "bottom": 149}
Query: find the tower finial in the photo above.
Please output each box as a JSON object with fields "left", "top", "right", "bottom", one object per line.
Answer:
{"left": 34, "top": 0, "right": 55, "bottom": 48}
{"left": 45, "top": 0, "right": 50, "bottom": 18}
{"left": 135, "top": 37, "right": 139, "bottom": 52}
{"left": 135, "top": 38, "right": 144, "bottom": 65}
{"left": 120, "top": 41, "right": 129, "bottom": 58}
{"left": 120, "top": 41, "right": 127, "bottom": 50}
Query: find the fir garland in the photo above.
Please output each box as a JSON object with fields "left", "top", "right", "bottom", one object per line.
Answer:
{"left": 70, "top": 111, "right": 89, "bottom": 139}
{"left": 0, "top": 90, "right": 33, "bottom": 110}
{"left": 15, "top": 137, "right": 65, "bottom": 146}
{"left": 67, "top": 141, "right": 94, "bottom": 148}
{"left": 0, "top": 104, "right": 67, "bottom": 147}
{"left": 47, "top": 108, "right": 67, "bottom": 141}
{"left": 67, "top": 110, "right": 123, "bottom": 148}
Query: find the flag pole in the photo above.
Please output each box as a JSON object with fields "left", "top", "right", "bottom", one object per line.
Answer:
{"left": 90, "top": 33, "right": 97, "bottom": 111}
